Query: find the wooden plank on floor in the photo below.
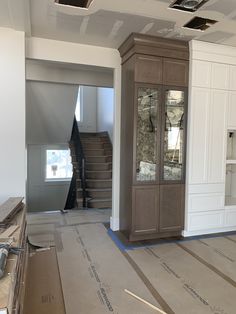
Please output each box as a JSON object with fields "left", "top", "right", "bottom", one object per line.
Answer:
{"left": 0, "top": 197, "right": 23, "bottom": 224}
{"left": 24, "top": 247, "right": 65, "bottom": 314}
{"left": 128, "top": 243, "right": 236, "bottom": 314}
{"left": 56, "top": 223, "right": 163, "bottom": 314}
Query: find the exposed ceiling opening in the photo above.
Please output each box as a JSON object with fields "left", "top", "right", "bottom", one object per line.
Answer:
{"left": 169, "top": 0, "right": 210, "bottom": 12}
{"left": 55, "top": 0, "right": 93, "bottom": 9}
{"left": 183, "top": 16, "right": 218, "bottom": 31}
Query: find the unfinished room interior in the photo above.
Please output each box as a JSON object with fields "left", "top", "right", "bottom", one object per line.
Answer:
{"left": 3, "top": 0, "right": 236, "bottom": 313}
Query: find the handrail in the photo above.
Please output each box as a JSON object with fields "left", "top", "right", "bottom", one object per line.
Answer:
{"left": 64, "top": 117, "right": 86, "bottom": 209}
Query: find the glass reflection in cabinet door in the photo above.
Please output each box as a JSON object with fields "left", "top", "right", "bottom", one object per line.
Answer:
{"left": 136, "top": 87, "right": 159, "bottom": 182}
{"left": 164, "top": 90, "right": 184, "bottom": 181}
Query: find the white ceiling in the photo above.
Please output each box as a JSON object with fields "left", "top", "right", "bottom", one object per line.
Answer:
{"left": 1, "top": 0, "right": 236, "bottom": 48}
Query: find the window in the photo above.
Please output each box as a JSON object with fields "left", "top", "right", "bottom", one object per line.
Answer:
{"left": 46, "top": 149, "right": 73, "bottom": 181}
{"left": 75, "top": 86, "right": 83, "bottom": 122}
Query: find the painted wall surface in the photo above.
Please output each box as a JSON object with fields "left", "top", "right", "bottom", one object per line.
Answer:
{"left": 26, "top": 60, "right": 113, "bottom": 87}
{"left": 27, "top": 144, "right": 70, "bottom": 212}
{"left": 97, "top": 87, "right": 114, "bottom": 142}
{"left": 0, "top": 28, "right": 26, "bottom": 204}
{"left": 78, "top": 86, "right": 97, "bottom": 132}
{"left": 26, "top": 81, "right": 78, "bottom": 211}
{"left": 26, "top": 81, "right": 78, "bottom": 144}
{"left": 26, "top": 36, "right": 121, "bottom": 231}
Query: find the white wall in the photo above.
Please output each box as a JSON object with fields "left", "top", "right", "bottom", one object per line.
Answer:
{"left": 26, "top": 81, "right": 78, "bottom": 144}
{"left": 26, "top": 37, "right": 121, "bottom": 230}
{"left": 26, "top": 60, "right": 113, "bottom": 87}
{"left": 97, "top": 88, "right": 114, "bottom": 142}
{"left": 78, "top": 86, "right": 97, "bottom": 133}
{"left": 0, "top": 28, "right": 26, "bottom": 204}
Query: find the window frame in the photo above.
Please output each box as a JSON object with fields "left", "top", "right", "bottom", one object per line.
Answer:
{"left": 44, "top": 145, "right": 72, "bottom": 183}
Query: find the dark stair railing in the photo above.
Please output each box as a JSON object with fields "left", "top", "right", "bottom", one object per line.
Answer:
{"left": 64, "top": 117, "right": 86, "bottom": 209}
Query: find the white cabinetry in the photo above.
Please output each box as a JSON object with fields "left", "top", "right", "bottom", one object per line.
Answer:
{"left": 185, "top": 41, "right": 236, "bottom": 236}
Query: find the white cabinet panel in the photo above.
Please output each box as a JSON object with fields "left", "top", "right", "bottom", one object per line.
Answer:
{"left": 188, "top": 194, "right": 224, "bottom": 212}
{"left": 208, "top": 90, "right": 227, "bottom": 183}
{"left": 228, "top": 92, "right": 236, "bottom": 128}
{"left": 229, "top": 66, "right": 236, "bottom": 91}
{"left": 225, "top": 210, "right": 236, "bottom": 227}
{"left": 211, "top": 63, "right": 229, "bottom": 90}
{"left": 188, "top": 211, "right": 224, "bottom": 231}
{"left": 189, "top": 88, "right": 210, "bottom": 184}
{"left": 192, "top": 60, "right": 211, "bottom": 88}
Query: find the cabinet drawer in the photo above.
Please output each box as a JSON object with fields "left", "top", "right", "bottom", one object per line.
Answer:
{"left": 132, "top": 185, "right": 159, "bottom": 234}
{"left": 163, "top": 58, "right": 188, "bottom": 87}
{"left": 159, "top": 184, "right": 184, "bottom": 232}
{"left": 135, "top": 55, "right": 162, "bottom": 84}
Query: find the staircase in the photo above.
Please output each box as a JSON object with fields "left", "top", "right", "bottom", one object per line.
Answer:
{"left": 74, "top": 132, "right": 112, "bottom": 209}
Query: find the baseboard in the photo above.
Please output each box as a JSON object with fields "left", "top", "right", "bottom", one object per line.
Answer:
{"left": 110, "top": 216, "right": 119, "bottom": 231}
{"left": 182, "top": 226, "right": 236, "bottom": 237}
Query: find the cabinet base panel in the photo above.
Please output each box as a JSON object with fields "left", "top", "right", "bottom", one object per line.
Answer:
{"left": 128, "top": 230, "right": 182, "bottom": 242}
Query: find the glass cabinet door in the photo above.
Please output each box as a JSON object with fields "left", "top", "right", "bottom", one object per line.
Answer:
{"left": 136, "top": 87, "right": 160, "bottom": 182}
{"left": 163, "top": 89, "right": 185, "bottom": 181}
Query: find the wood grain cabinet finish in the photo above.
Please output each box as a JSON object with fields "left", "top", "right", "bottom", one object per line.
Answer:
{"left": 132, "top": 186, "right": 159, "bottom": 235}
{"left": 135, "top": 55, "right": 163, "bottom": 84}
{"left": 119, "top": 33, "right": 189, "bottom": 241}
{"left": 163, "top": 58, "right": 189, "bottom": 87}
{"left": 159, "top": 184, "right": 185, "bottom": 232}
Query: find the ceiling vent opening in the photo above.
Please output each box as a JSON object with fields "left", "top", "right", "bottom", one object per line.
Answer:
{"left": 183, "top": 16, "right": 218, "bottom": 31}
{"left": 169, "top": 0, "right": 210, "bottom": 12}
{"left": 55, "top": 0, "right": 93, "bottom": 9}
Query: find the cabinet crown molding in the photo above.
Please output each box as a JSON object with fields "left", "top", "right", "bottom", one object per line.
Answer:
{"left": 119, "top": 33, "right": 189, "bottom": 63}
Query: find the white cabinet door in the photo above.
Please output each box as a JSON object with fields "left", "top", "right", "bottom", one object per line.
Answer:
{"left": 229, "top": 66, "right": 236, "bottom": 91}
{"left": 228, "top": 92, "right": 236, "bottom": 128}
{"left": 189, "top": 88, "right": 210, "bottom": 184}
{"left": 192, "top": 60, "right": 211, "bottom": 88}
{"left": 211, "top": 63, "right": 229, "bottom": 90}
{"left": 208, "top": 90, "right": 227, "bottom": 183}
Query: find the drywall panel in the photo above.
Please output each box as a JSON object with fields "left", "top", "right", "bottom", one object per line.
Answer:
{"left": 78, "top": 86, "right": 97, "bottom": 133}
{"left": 0, "top": 28, "right": 25, "bottom": 203}
{"left": 26, "top": 81, "right": 77, "bottom": 144}
{"left": 26, "top": 60, "right": 113, "bottom": 87}
{"left": 97, "top": 87, "right": 114, "bottom": 142}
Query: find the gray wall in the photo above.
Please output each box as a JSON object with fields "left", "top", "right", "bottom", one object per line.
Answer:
{"left": 26, "top": 81, "right": 78, "bottom": 144}
{"left": 26, "top": 81, "right": 78, "bottom": 211}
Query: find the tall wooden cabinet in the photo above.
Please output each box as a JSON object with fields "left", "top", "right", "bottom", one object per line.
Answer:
{"left": 119, "top": 33, "right": 189, "bottom": 241}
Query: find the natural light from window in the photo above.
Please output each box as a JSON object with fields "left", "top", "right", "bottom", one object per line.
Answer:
{"left": 46, "top": 149, "right": 72, "bottom": 180}
{"left": 75, "top": 86, "right": 82, "bottom": 122}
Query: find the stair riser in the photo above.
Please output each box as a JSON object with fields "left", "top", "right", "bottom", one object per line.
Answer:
{"left": 84, "top": 149, "right": 112, "bottom": 157}
{"left": 88, "top": 190, "right": 112, "bottom": 199}
{"left": 86, "top": 163, "right": 112, "bottom": 171}
{"left": 86, "top": 181, "right": 112, "bottom": 188}
{"left": 88, "top": 201, "right": 112, "bottom": 209}
{"left": 86, "top": 172, "right": 112, "bottom": 179}
{"left": 86, "top": 156, "right": 112, "bottom": 163}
